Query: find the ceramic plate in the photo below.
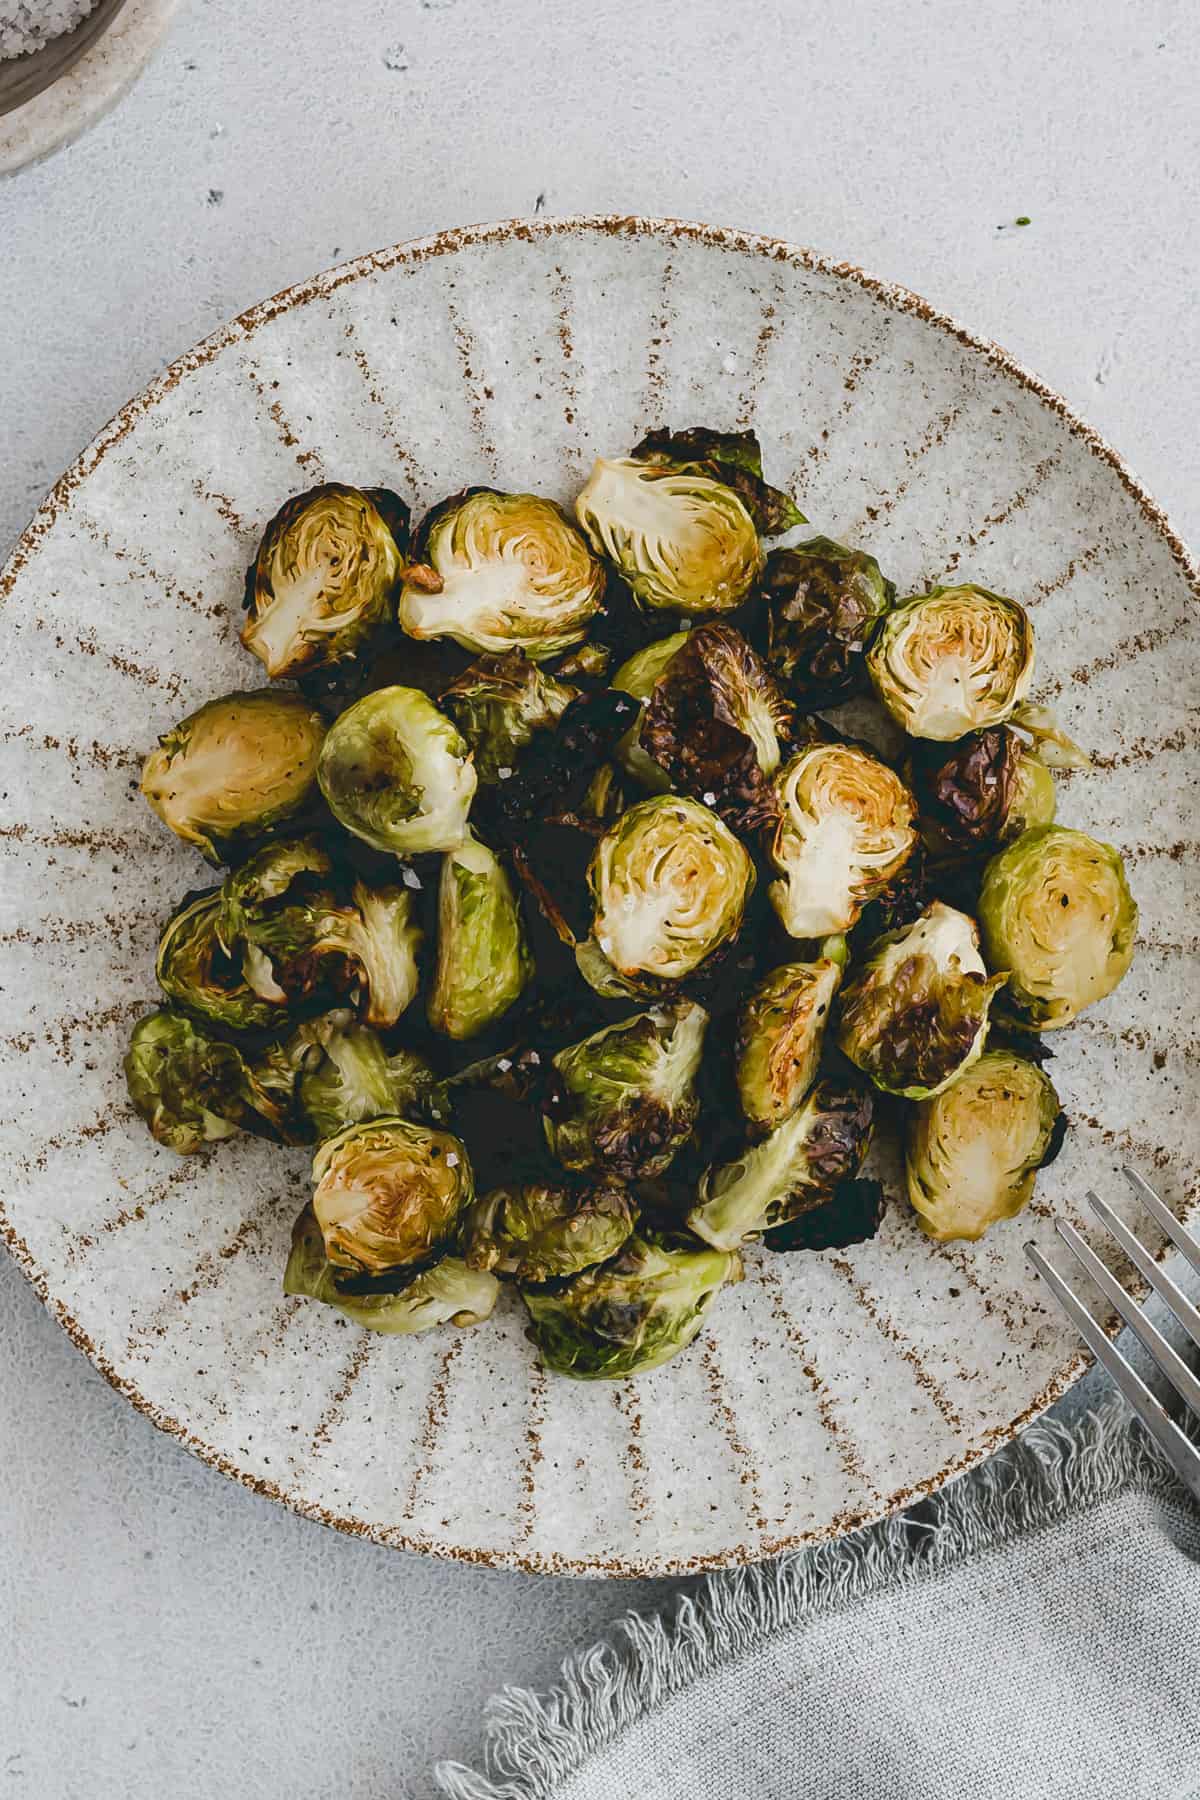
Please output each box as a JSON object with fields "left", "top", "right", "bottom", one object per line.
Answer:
{"left": 2, "top": 217, "right": 1197, "bottom": 1576}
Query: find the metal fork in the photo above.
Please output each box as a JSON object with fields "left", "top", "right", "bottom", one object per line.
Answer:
{"left": 1026, "top": 1168, "right": 1200, "bottom": 1501}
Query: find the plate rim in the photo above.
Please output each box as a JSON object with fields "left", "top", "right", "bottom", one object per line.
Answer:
{"left": 2, "top": 212, "right": 1197, "bottom": 1578}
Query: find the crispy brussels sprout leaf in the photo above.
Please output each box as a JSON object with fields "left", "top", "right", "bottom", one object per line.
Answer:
{"left": 156, "top": 890, "right": 282, "bottom": 1032}
{"left": 688, "top": 1078, "right": 874, "bottom": 1250}
{"left": 978, "top": 825, "right": 1137, "bottom": 1028}
{"left": 544, "top": 1000, "right": 707, "bottom": 1179}
{"left": 575, "top": 456, "right": 763, "bottom": 614}
{"left": 460, "top": 1179, "right": 637, "bottom": 1283}
{"left": 428, "top": 833, "right": 532, "bottom": 1040}
{"left": 554, "top": 641, "right": 613, "bottom": 682}
{"left": 285, "top": 1206, "right": 498, "bottom": 1331}
{"left": 907, "top": 1050, "right": 1063, "bottom": 1240}
{"left": 1009, "top": 701, "right": 1092, "bottom": 771}
{"left": 1008, "top": 748, "right": 1057, "bottom": 837}
{"left": 125, "top": 1009, "right": 249, "bottom": 1154}
{"left": 398, "top": 489, "right": 605, "bottom": 659}
{"left": 611, "top": 630, "right": 691, "bottom": 791}
{"left": 440, "top": 651, "right": 577, "bottom": 784}
{"left": 866, "top": 584, "right": 1035, "bottom": 741}
{"left": 767, "top": 743, "right": 918, "bottom": 938}
{"left": 215, "top": 835, "right": 333, "bottom": 954}
{"left": 141, "top": 691, "right": 326, "bottom": 865}
{"left": 312, "top": 1115, "right": 473, "bottom": 1277}
{"left": 241, "top": 483, "right": 408, "bottom": 678}
{"left": 762, "top": 538, "right": 895, "bottom": 705}
{"left": 735, "top": 958, "right": 842, "bottom": 1131}
{"left": 630, "top": 427, "right": 805, "bottom": 536}
{"left": 522, "top": 1233, "right": 740, "bottom": 1380}
{"left": 295, "top": 1019, "right": 434, "bottom": 1141}
{"left": 318, "top": 686, "right": 477, "bottom": 856}
{"left": 763, "top": 1178, "right": 888, "bottom": 1252}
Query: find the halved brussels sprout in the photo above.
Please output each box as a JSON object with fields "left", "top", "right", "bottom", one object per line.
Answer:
{"left": 294, "top": 1017, "right": 434, "bottom": 1141}
{"left": 767, "top": 743, "right": 918, "bottom": 938}
{"left": 156, "top": 890, "right": 282, "bottom": 1032}
{"left": 575, "top": 457, "right": 761, "bottom": 615}
{"left": 141, "top": 691, "right": 326, "bottom": 864}
{"left": 285, "top": 1206, "right": 498, "bottom": 1332}
{"left": 312, "top": 1115, "right": 473, "bottom": 1277}
{"left": 907, "top": 1050, "right": 1063, "bottom": 1240}
{"left": 215, "top": 835, "right": 333, "bottom": 953}
{"left": 578, "top": 795, "right": 755, "bottom": 994}
{"left": 241, "top": 483, "right": 408, "bottom": 679}
{"left": 908, "top": 727, "right": 1056, "bottom": 855}
{"left": 544, "top": 1000, "right": 707, "bottom": 1179}
{"left": 124, "top": 1009, "right": 249, "bottom": 1154}
{"left": 440, "top": 651, "right": 577, "bottom": 784}
{"left": 735, "top": 958, "right": 842, "bottom": 1131}
{"left": 762, "top": 537, "right": 895, "bottom": 704}
{"left": 521, "top": 1233, "right": 740, "bottom": 1380}
{"left": 427, "top": 832, "right": 531, "bottom": 1040}
{"left": 836, "top": 901, "right": 1007, "bottom": 1099}
{"left": 460, "top": 1179, "right": 636, "bottom": 1283}
{"left": 318, "top": 686, "right": 477, "bottom": 856}
{"left": 641, "top": 623, "right": 794, "bottom": 827}
{"left": 866, "top": 584, "right": 1035, "bottom": 741}
{"left": 978, "top": 825, "right": 1137, "bottom": 1028}
{"left": 611, "top": 630, "right": 691, "bottom": 790}
{"left": 398, "top": 489, "right": 605, "bottom": 659}
{"left": 687, "top": 1078, "right": 874, "bottom": 1250}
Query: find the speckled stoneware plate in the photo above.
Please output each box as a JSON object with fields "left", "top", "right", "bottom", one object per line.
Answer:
{"left": 2, "top": 217, "right": 1197, "bottom": 1576}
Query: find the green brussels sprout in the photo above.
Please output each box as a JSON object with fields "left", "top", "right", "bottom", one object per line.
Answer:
{"left": 284, "top": 1206, "right": 498, "bottom": 1332}
{"left": 575, "top": 457, "right": 763, "bottom": 614}
{"left": 767, "top": 743, "right": 918, "bottom": 938}
{"left": 836, "top": 901, "right": 1007, "bottom": 1099}
{"left": 241, "top": 483, "right": 408, "bottom": 679}
{"left": 215, "top": 835, "right": 333, "bottom": 953}
{"left": 318, "top": 686, "right": 477, "bottom": 856}
{"left": 735, "top": 958, "right": 842, "bottom": 1131}
{"left": 866, "top": 584, "right": 1035, "bottom": 741}
{"left": 398, "top": 489, "right": 605, "bottom": 659}
{"left": 141, "top": 690, "right": 326, "bottom": 865}
{"left": 294, "top": 1017, "right": 434, "bottom": 1141}
{"left": 440, "top": 651, "right": 577, "bottom": 784}
{"left": 907, "top": 1049, "right": 1063, "bottom": 1241}
{"left": 610, "top": 630, "right": 691, "bottom": 790}
{"left": 124, "top": 1009, "right": 249, "bottom": 1154}
{"left": 544, "top": 1000, "right": 708, "bottom": 1179}
{"left": 521, "top": 1233, "right": 740, "bottom": 1380}
{"left": 427, "top": 832, "right": 532, "bottom": 1040}
{"left": 687, "top": 1078, "right": 874, "bottom": 1250}
{"left": 460, "top": 1178, "right": 637, "bottom": 1283}
{"left": 312, "top": 1115, "right": 473, "bottom": 1277}
{"left": 156, "top": 890, "right": 282, "bottom": 1032}
{"left": 1008, "top": 747, "right": 1057, "bottom": 836}
{"left": 577, "top": 795, "right": 755, "bottom": 995}
{"left": 978, "top": 825, "right": 1137, "bottom": 1028}
{"left": 762, "top": 537, "right": 895, "bottom": 704}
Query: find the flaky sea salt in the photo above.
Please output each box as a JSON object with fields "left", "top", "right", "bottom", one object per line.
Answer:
{"left": 1, "top": 0, "right": 97, "bottom": 61}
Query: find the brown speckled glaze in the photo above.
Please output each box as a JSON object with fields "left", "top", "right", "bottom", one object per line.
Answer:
{"left": 1, "top": 216, "right": 1197, "bottom": 1577}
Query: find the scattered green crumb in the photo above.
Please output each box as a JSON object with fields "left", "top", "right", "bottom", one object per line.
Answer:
{"left": 1015, "top": 216, "right": 1031, "bottom": 226}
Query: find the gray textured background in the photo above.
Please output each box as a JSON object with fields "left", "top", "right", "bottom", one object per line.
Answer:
{"left": 1, "top": 1, "right": 1197, "bottom": 1794}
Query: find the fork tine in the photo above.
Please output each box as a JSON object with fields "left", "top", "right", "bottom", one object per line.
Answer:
{"left": 1054, "top": 1220, "right": 1200, "bottom": 1418}
{"left": 1087, "top": 1191, "right": 1200, "bottom": 1352}
{"left": 1123, "top": 1168, "right": 1200, "bottom": 1279}
{"left": 1025, "top": 1242, "right": 1200, "bottom": 1503}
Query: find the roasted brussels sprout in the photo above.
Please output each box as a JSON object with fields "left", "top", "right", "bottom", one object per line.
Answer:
{"left": 398, "top": 489, "right": 604, "bottom": 659}
{"left": 285, "top": 1206, "right": 498, "bottom": 1332}
{"left": 641, "top": 623, "right": 794, "bottom": 827}
{"left": 522, "top": 1233, "right": 740, "bottom": 1379}
{"left": 907, "top": 1050, "right": 1063, "bottom": 1240}
{"left": 124, "top": 1009, "right": 249, "bottom": 1154}
{"left": 241, "top": 483, "right": 408, "bottom": 679}
{"left": 629, "top": 427, "right": 803, "bottom": 533}
{"left": 578, "top": 795, "right": 755, "bottom": 995}
{"left": 215, "top": 835, "right": 333, "bottom": 954}
{"left": 295, "top": 1018, "right": 434, "bottom": 1141}
{"left": 978, "top": 825, "right": 1137, "bottom": 1028}
{"left": 687, "top": 1078, "right": 874, "bottom": 1250}
{"left": 491, "top": 688, "right": 640, "bottom": 831}
{"left": 156, "top": 890, "right": 282, "bottom": 1032}
{"left": 866, "top": 584, "right": 1035, "bottom": 741}
{"left": 764, "top": 1178, "right": 888, "bottom": 1252}
{"left": 554, "top": 640, "right": 613, "bottom": 682}
{"left": 837, "top": 901, "right": 1007, "bottom": 1099}
{"left": 762, "top": 537, "right": 895, "bottom": 704}
{"left": 440, "top": 652, "right": 577, "bottom": 784}
{"left": 317, "top": 686, "right": 477, "bottom": 856}
{"left": 460, "top": 1178, "right": 637, "bottom": 1283}
{"left": 611, "top": 630, "right": 690, "bottom": 790}
{"left": 767, "top": 743, "right": 917, "bottom": 938}
{"left": 428, "top": 833, "right": 532, "bottom": 1040}
{"left": 544, "top": 1000, "right": 707, "bottom": 1179}
{"left": 735, "top": 958, "right": 842, "bottom": 1131}
{"left": 908, "top": 727, "right": 1056, "bottom": 854}
{"left": 141, "top": 690, "right": 326, "bottom": 865}
{"left": 312, "top": 1115, "right": 473, "bottom": 1277}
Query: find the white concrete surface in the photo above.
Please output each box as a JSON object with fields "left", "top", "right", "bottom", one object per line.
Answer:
{"left": 0, "top": 1, "right": 1196, "bottom": 1794}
